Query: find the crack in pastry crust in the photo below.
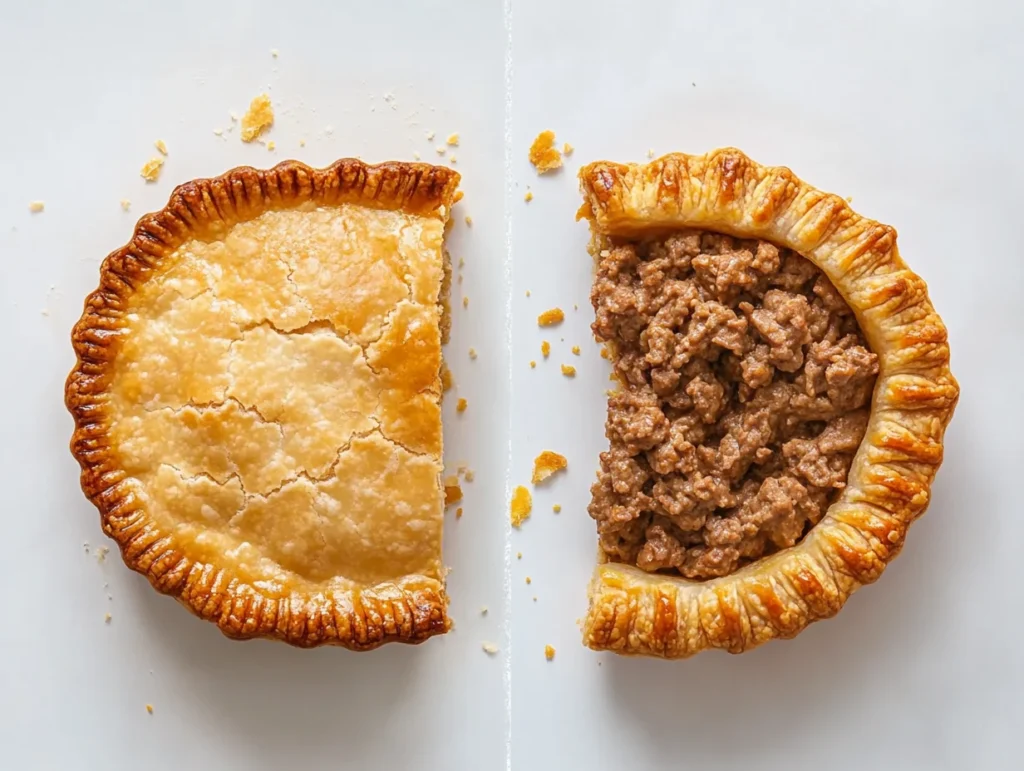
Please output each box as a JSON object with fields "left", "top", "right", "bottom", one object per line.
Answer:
{"left": 577, "top": 148, "right": 958, "bottom": 658}
{"left": 66, "top": 159, "right": 460, "bottom": 649}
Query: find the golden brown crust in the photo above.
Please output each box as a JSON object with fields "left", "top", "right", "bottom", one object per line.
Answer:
{"left": 66, "top": 159, "right": 460, "bottom": 650}
{"left": 578, "top": 148, "right": 958, "bottom": 658}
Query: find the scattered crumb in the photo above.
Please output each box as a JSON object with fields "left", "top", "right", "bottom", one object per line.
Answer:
{"left": 561, "top": 364, "right": 577, "bottom": 377}
{"left": 267, "top": 140, "right": 276, "bottom": 152}
{"left": 532, "top": 451, "right": 568, "bottom": 484}
{"left": 563, "top": 142, "right": 574, "bottom": 155}
{"left": 541, "top": 341, "right": 551, "bottom": 358}
{"left": 28, "top": 201, "right": 45, "bottom": 213}
{"left": 154, "top": 139, "right": 168, "bottom": 156}
{"left": 454, "top": 191, "right": 465, "bottom": 204}
{"left": 104, "top": 613, "right": 112, "bottom": 624}
{"left": 458, "top": 257, "right": 465, "bottom": 268}
{"left": 440, "top": 362, "right": 453, "bottom": 391}
{"left": 538, "top": 308, "right": 565, "bottom": 326}
{"left": 465, "top": 215, "right": 473, "bottom": 226}
{"left": 600, "top": 348, "right": 610, "bottom": 360}
{"left": 571, "top": 346, "right": 581, "bottom": 355}
{"left": 573, "top": 303, "right": 578, "bottom": 311}
{"left": 436, "top": 145, "right": 446, "bottom": 155}
{"left": 426, "top": 130, "right": 436, "bottom": 140}
{"left": 270, "top": 48, "right": 279, "bottom": 58}
{"left": 140, "top": 157, "right": 164, "bottom": 182}
{"left": 120, "top": 199, "right": 131, "bottom": 211}
{"left": 445, "top": 479, "right": 463, "bottom": 506}
{"left": 446, "top": 132, "right": 460, "bottom": 146}
{"left": 529, "top": 361, "right": 536, "bottom": 369}
{"left": 213, "top": 128, "right": 224, "bottom": 136}
{"left": 481, "top": 606, "right": 488, "bottom": 615}
{"left": 462, "top": 296, "right": 469, "bottom": 308}
{"left": 464, "top": 469, "right": 475, "bottom": 483}
{"left": 456, "top": 507, "right": 463, "bottom": 519}
{"left": 529, "top": 129, "right": 563, "bottom": 173}
{"left": 846, "top": 195, "right": 854, "bottom": 203}
{"left": 95, "top": 546, "right": 109, "bottom": 563}
{"left": 240, "top": 94, "right": 274, "bottom": 142}
{"left": 230, "top": 111, "right": 239, "bottom": 122}
{"left": 517, "top": 551, "right": 522, "bottom": 559}
{"left": 146, "top": 705, "right": 154, "bottom": 715}
{"left": 545, "top": 645, "right": 556, "bottom": 660}
{"left": 449, "top": 154, "right": 457, "bottom": 164}
{"left": 469, "top": 348, "right": 477, "bottom": 360}
{"left": 456, "top": 397, "right": 468, "bottom": 413}
{"left": 553, "top": 504, "right": 562, "bottom": 513}
{"left": 647, "top": 148, "right": 655, "bottom": 159}
{"left": 525, "top": 290, "right": 531, "bottom": 297}
{"left": 533, "top": 596, "right": 537, "bottom": 601}
{"left": 525, "top": 576, "right": 532, "bottom": 585}
{"left": 511, "top": 486, "right": 532, "bottom": 527}
{"left": 524, "top": 191, "right": 534, "bottom": 203}
{"left": 299, "top": 139, "right": 306, "bottom": 147}
{"left": 413, "top": 151, "right": 421, "bottom": 160}
{"left": 482, "top": 642, "right": 500, "bottom": 655}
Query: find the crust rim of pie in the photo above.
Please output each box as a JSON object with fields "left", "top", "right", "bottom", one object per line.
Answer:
{"left": 577, "top": 147, "right": 959, "bottom": 658}
{"left": 65, "top": 159, "right": 460, "bottom": 650}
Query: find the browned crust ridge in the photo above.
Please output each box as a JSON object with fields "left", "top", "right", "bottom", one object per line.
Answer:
{"left": 578, "top": 147, "right": 958, "bottom": 658}
{"left": 66, "top": 159, "right": 460, "bottom": 649}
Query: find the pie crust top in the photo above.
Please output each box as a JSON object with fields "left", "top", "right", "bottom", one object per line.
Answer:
{"left": 577, "top": 148, "right": 959, "bottom": 658}
{"left": 66, "top": 159, "right": 460, "bottom": 649}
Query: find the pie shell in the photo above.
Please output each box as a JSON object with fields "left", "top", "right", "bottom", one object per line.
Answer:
{"left": 577, "top": 147, "right": 959, "bottom": 658}
{"left": 66, "top": 159, "right": 460, "bottom": 649}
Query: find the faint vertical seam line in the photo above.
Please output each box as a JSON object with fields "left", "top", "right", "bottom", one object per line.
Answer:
{"left": 502, "top": 0, "right": 514, "bottom": 770}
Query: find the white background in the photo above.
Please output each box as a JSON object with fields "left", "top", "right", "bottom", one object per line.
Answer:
{"left": 0, "top": 1, "right": 1020, "bottom": 769}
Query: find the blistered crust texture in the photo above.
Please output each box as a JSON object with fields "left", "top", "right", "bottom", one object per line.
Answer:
{"left": 578, "top": 148, "right": 958, "bottom": 658}
{"left": 66, "top": 159, "right": 460, "bottom": 649}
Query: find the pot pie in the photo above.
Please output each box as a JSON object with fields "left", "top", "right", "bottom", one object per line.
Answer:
{"left": 66, "top": 159, "right": 460, "bottom": 649}
{"left": 578, "top": 148, "right": 958, "bottom": 658}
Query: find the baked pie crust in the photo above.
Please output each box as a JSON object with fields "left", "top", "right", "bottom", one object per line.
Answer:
{"left": 66, "top": 159, "right": 460, "bottom": 649}
{"left": 577, "top": 148, "right": 958, "bottom": 657}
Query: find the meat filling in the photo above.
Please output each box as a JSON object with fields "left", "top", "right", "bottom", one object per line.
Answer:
{"left": 589, "top": 231, "right": 879, "bottom": 579}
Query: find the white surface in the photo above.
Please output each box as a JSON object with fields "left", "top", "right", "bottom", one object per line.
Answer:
{"left": 0, "top": 1, "right": 1021, "bottom": 769}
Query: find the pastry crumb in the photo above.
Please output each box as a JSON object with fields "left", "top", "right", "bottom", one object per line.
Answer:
{"left": 120, "top": 199, "right": 131, "bottom": 211}
{"left": 541, "top": 341, "right": 551, "bottom": 358}
{"left": 104, "top": 613, "right": 112, "bottom": 624}
{"left": 456, "top": 397, "right": 468, "bottom": 413}
{"left": 462, "top": 296, "right": 469, "bottom": 308}
{"left": 449, "top": 154, "right": 457, "bottom": 164}
{"left": 463, "top": 468, "right": 475, "bottom": 483}
{"left": 553, "top": 504, "right": 562, "bottom": 513}
{"left": 481, "top": 606, "right": 488, "bottom": 614}
{"left": 426, "top": 130, "right": 435, "bottom": 140}
{"left": 482, "top": 642, "right": 500, "bottom": 655}
{"left": 517, "top": 551, "right": 522, "bottom": 559}
{"left": 299, "top": 138, "right": 306, "bottom": 147}
{"left": 445, "top": 480, "right": 463, "bottom": 506}
{"left": 846, "top": 195, "right": 854, "bottom": 203}
{"left": 571, "top": 345, "right": 581, "bottom": 355}
{"left": 241, "top": 94, "right": 274, "bottom": 142}
{"left": 154, "top": 139, "right": 168, "bottom": 155}
{"left": 511, "top": 486, "right": 532, "bottom": 527}
{"left": 532, "top": 451, "right": 567, "bottom": 484}
{"left": 529, "top": 129, "right": 562, "bottom": 173}
{"left": 456, "top": 507, "right": 463, "bottom": 519}
{"left": 436, "top": 145, "right": 446, "bottom": 155}
{"left": 525, "top": 290, "right": 531, "bottom": 297}
{"left": 537, "top": 308, "right": 564, "bottom": 326}
{"left": 28, "top": 201, "right": 45, "bottom": 213}
{"left": 524, "top": 191, "right": 533, "bottom": 203}
{"left": 573, "top": 303, "right": 578, "bottom": 311}
{"left": 270, "top": 48, "right": 279, "bottom": 58}
{"left": 95, "top": 545, "right": 109, "bottom": 563}
{"left": 213, "top": 128, "right": 224, "bottom": 136}
{"left": 440, "top": 362, "right": 453, "bottom": 392}
{"left": 529, "top": 360, "right": 536, "bottom": 368}
{"left": 267, "top": 140, "right": 276, "bottom": 151}
{"left": 145, "top": 704, "right": 154, "bottom": 715}
{"left": 561, "top": 364, "right": 577, "bottom": 377}
{"left": 458, "top": 257, "right": 465, "bottom": 268}
{"left": 525, "top": 576, "right": 532, "bottom": 585}
{"left": 563, "top": 142, "right": 574, "bottom": 155}
{"left": 413, "top": 151, "right": 421, "bottom": 160}
{"left": 446, "top": 132, "right": 459, "bottom": 146}
{"left": 468, "top": 348, "right": 477, "bottom": 360}
{"left": 464, "top": 215, "right": 473, "bottom": 226}
{"left": 140, "top": 157, "right": 164, "bottom": 182}
{"left": 545, "top": 644, "right": 555, "bottom": 660}
{"left": 647, "top": 148, "right": 655, "bottom": 159}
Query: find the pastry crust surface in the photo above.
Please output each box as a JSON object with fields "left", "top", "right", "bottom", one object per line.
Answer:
{"left": 66, "top": 159, "right": 460, "bottom": 649}
{"left": 578, "top": 148, "right": 958, "bottom": 657}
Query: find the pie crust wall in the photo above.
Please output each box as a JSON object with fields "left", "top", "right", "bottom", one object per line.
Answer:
{"left": 66, "top": 159, "right": 460, "bottom": 649}
{"left": 577, "top": 148, "right": 958, "bottom": 657}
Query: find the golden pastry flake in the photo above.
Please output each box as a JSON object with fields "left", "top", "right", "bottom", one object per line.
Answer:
{"left": 531, "top": 451, "right": 567, "bottom": 485}
{"left": 445, "top": 479, "right": 464, "bottom": 506}
{"left": 456, "top": 397, "right": 468, "bottom": 413}
{"left": 120, "top": 199, "right": 131, "bottom": 211}
{"left": 240, "top": 93, "right": 274, "bottom": 142}
{"left": 468, "top": 348, "right": 477, "bottom": 360}
{"left": 529, "top": 361, "right": 536, "bottom": 369}
{"left": 529, "top": 129, "right": 562, "bottom": 173}
{"left": 524, "top": 191, "right": 534, "bottom": 203}
{"left": 541, "top": 340, "right": 551, "bottom": 358}
{"left": 139, "top": 157, "right": 164, "bottom": 182}
{"left": 552, "top": 504, "right": 562, "bottom": 513}
{"left": 446, "top": 133, "right": 459, "bottom": 146}
{"left": 145, "top": 705, "right": 154, "bottom": 715}
{"left": 560, "top": 364, "right": 576, "bottom": 377}
{"left": 511, "top": 485, "right": 532, "bottom": 528}
{"left": 482, "top": 642, "right": 500, "bottom": 655}
{"left": 571, "top": 346, "right": 581, "bottom": 355}
{"left": 154, "top": 139, "right": 168, "bottom": 156}
{"left": 28, "top": 201, "right": 45, "bottom": 213}
{"left": 544, "top": 645, "right": 555, "bottom": 660}
{"left": 537, "top": 308, "right": 564, "bottom": 326}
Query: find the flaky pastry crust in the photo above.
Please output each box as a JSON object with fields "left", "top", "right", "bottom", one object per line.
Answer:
{"left": 578, "top": 148, "right": 958, "bottom": 657}
{"left": 66, "top": 159, "right": 460, "bottom": 649}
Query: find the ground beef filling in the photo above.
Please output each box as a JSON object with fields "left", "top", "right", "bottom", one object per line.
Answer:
{"left": 589, "top": 231, "right": 879, "bottom": 580}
